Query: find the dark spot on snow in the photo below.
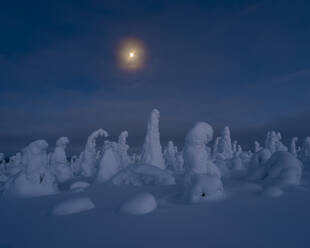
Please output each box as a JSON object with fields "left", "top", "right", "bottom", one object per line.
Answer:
{"left": 201, "top": 193, "right": 206, "bottom": 197}
{"left": 39, "top": 174, "right": 44, "bottom": 184}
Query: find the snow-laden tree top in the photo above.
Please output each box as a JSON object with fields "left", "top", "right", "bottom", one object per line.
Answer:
{"left": 185, "top": 122, "right": 213, "bottom": 146}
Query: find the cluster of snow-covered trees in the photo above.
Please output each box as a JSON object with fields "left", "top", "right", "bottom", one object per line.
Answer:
{"left": 0, "top": 108, "right": 308, "bottom": 200}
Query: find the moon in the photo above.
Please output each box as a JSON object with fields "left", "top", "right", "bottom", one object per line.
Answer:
{"left": 117, "top": 38, "right": 146, "bottom": 71}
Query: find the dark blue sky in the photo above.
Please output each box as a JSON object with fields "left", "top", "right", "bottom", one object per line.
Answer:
{"left": 1, "top": 0, "right": 310, "bottom": 155}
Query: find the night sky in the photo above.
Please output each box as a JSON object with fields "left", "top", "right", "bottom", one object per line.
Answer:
{"left": 1, "top": 0, "right": 310, "bottom": 156}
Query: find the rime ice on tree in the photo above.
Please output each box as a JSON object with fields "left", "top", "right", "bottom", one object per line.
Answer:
{"left": 289, "top": 137, "right": 298, "bottom": 157}
{"left": 140, "top": 109, "right": 165, "bottom": 169}
{"left": 254, "top": 141, "right": 262, "bottom": 153}
{"left": 164, "top": 141, "right": 182, "bottom": 171}
{"left": 215, "top": 126, "right": 233, "bottom": 159}
{"left": 4, "top": 140, "right": 58, "bottom": 198}
{"left": 50, "top": 137, "right": 73, "bottom": 183}
{"left": 80, "top": 129, "right": 108, "bottom": 178}
{"left": 117, "top": 131, "right": 131, "bottom": 168}
{"left": 300, "top": 137, "right": 310, "bottom": 163}
{"left": 183, "top": 122, "right": 223, "bottom": 203}
{"left": 265, "top": 131, "right": 288, "bottom": 154}
{"left": 184, "top": 122, "right": 220, "bottom": 177}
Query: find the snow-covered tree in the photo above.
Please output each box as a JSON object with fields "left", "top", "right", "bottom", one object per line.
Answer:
{"left": 0, "top": 153, "right": 5, "bottom": 174}
{"left": 164, "top": 141, "right": 178, "bottom": 170}
{"left": 217, "top": 126, "right": 233, "bottom": 159}
{"left": 7, "top": 152, "right": 22, "bottom": 176}
{"left": 96, "top": 145, "right": 120, "bottom": 183}
{"left": 70, "top": 155, "right": 80, "bottom": 175}
{"left": 140, "top": 109, "right": 165, "bottom": 169}
{"left": 117, "top": 131, "right": 131, "bottom": 168}
{"left": 4, "top": 140, "right": 58, "bottom": 198}
{"left": 232, "top": 141, "right": 237, "bottom": 154}
{"left": 50, "top": 137, "right": 72, "bottom": 183}
{"left": 265, "top": 131, "right": 287, "bottom": 153}
{"left": 80, "top": 129, "right": 108, "bottom": 178}
{"left": 300, "top": 137, "right": 310, "bottom": 163}
{"left": 289, "top": 137, "right": 298, "bottom": 157}
{"left": 183, "top": 122, "right": 221, "bottom": 180}
{"left": 183, "top": 122, "right": 223, "bottom": 203}
{"left": 212, "top": 136, "right": 221, "bottom": 159}
{"left": 254, "top": 141, "right": 262, "bottom": 153}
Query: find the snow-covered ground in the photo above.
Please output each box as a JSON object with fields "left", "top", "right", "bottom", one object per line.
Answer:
{"left": 1, "top": 175, "right": 310, "bottom": 248}
{"left": 1, "top": 109, "right": 310, "bottom": 247}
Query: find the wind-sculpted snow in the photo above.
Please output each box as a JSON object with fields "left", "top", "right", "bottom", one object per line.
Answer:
{"left": 70, "top": 181, "right": 90, "bottom": 193}
{"left": 51, "top": 197, "right": 95, "bottom": 216}
{"left": 119, "top": 192, "right": 157, "bottom": 215}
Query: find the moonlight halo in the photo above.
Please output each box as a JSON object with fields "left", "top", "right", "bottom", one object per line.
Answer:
{"left": 117, "top": 38, "right": 146, "bottom": 71}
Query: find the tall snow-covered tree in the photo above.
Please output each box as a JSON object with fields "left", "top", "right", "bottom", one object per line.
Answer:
{"left": 217, "top": 126, "right": 233, "bottom": 159}
{"left": 140, "top": 109, "right": 165, "bottom": 169}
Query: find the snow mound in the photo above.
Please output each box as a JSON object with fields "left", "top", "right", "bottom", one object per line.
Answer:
{"left": 119, "top": 192, "right": 157, "bottom": 215}
{"left": 186, "top": 174, "right": 224, "bottom": 204}
{"left": 264, "top": 186, "right": 284, "bottom": 197}
{"left": 112, "top": 164, "right": 175, "bottom": 186}
{"left": 52, "top": 197, "right": 95, "bottom": 216}
{"left": 70, "top": 181, "right": 90, "bottom": 193}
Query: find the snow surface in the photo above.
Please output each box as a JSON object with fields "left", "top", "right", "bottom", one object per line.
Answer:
{"left": 1, "top": 177, "right": 310, "bottom": 248}
{"left": 119, "top": 192, "right": 157, "bottom": 215}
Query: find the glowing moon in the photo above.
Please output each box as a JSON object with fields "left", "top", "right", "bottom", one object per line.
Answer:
{"left": 117, "top": 38, "right": 146, "bottom": 71}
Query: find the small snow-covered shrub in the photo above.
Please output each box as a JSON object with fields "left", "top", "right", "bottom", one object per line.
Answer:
{"left": 119, "top": 192, "right": 157, "bottom": 215}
